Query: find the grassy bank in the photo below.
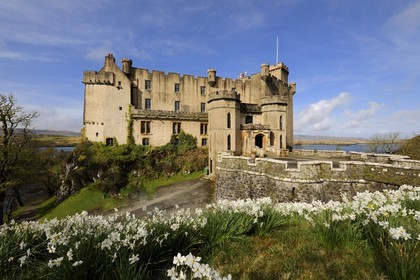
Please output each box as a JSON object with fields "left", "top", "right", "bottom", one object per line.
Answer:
{"left": 41, "top": 171, "right": 204, "bottom": 220}
{"left": 33, "top": 135, "right": 82, "bottom": 147}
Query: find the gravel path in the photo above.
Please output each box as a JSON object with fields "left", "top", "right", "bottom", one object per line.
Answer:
{"left": 116, "top": 177, "right": 215, "bottom": 218}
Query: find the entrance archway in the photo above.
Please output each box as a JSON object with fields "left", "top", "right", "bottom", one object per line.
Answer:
{"left": 255, "top": 134, "right": 264, "bottom": 149}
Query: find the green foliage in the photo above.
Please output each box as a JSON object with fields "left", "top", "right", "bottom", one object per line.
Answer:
{"left": 62, "top": 131, "right": 207, "bottom": 197}
{"left": 398, "top": 135, "right": 420, "bottom": 160}
{"left": 126, "top": 105, "right": 135, "bottom": 146}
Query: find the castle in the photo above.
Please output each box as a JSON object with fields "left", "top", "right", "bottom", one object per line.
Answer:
{"left": 82, "top": 54, "right": 296, "bottom": 176}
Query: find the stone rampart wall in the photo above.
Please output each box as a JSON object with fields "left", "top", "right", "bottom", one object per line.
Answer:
{"left": 216, "top": 155, "right": 420, "bottom": 202}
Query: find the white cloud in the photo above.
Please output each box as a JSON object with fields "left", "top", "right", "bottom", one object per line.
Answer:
{"left": 295, "top": 92, "right": 350, "bottom": 131}
{"left": 343, "top": 102, "right": 383, "bottom": 128}
{"left": 391, "top": 109, "right": 420, "bottom": 124}
{"left": 30, "top": 106, "right": 83, "bottom": 132}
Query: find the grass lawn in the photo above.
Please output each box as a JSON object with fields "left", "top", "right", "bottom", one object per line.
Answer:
{"left": 142, "top": 170, "right": 204, "bottom": 196}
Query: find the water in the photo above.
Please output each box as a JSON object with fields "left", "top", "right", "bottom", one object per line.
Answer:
{"left": 40, "top": 146, "right": 75, "bottom": 152}
{"left": 293, "top": 143, "right": 370, "bottom": 153}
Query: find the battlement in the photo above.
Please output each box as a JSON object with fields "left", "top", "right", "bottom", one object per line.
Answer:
{"left": 240, "top": 103, "right": 261, "bottom": 113}
{"left": 241, "top": 124, "right": 270, "bottom": 130}
{"left": 83, "top": 71, "right": 115, "bottom": 85}
{"left": 260, "top": 95, "right": 288, "bottom": 106}
{"left": 216, "top": 155, "right": 420, "bottom": 202}
{"left": 208, "top": 89, "right": 241, "bottom": 103}
{"left": 132, "top": 109, "right": 208, "bottom": 121}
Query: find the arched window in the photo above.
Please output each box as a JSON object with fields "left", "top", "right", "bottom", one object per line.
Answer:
{"left": 280, "top": 135, "right": 283, "bottom": 149}
{"left": 280, "top": 116, "right": 283, "bottom": 130}
{"left": 227, "top": 113, "right": 231, "bottom": 128}
{"left": 227, "top": 134, "right": 231, "bottom": 150}
{"left": 255, "top": 134, "right": 264, "bottom": 149}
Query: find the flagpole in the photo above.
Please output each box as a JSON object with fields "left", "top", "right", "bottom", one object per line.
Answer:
{"left": 276, "top": 36, "right": 278, "bottom": 64}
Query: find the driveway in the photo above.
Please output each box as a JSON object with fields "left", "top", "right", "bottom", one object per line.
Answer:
{"left": 117, "top": 177, "right": 215, "bottom": 218}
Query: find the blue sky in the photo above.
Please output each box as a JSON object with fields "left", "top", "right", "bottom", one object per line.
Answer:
{"left": 0, "top": 0, "right": 419, "bottom": 138}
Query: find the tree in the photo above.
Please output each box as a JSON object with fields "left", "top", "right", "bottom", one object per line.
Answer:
{"left": 0, "top": 93, "right": 39, "bottom": 225}
{"left": 368, "top": 131, "right": 401, "bottom": 154}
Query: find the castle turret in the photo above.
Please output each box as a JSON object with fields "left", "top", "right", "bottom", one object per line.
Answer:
{"left": 207, "top": 68, "right": 217, "bottom": 87}
{"left": 104, "top": 53, "right": 116, "bottom": 70}
{"left": 121, "top": 58, "right": 132, "bottom": 75}
{"left": 207, "top": 89, "right": 241, "bottom": 176}
{"left": 260, "top": 63, "right": 269, "bottom": 81}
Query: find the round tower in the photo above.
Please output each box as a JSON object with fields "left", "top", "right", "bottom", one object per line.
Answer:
{"left": 121, "top": 58, "right": 132, "bottom": 75}
{"left": 261, "top": 95, "right": 288, "bottom": 151}
{"left": 207, "top": 68, "right": 217, "bottom": 87}
{"left": 207, "top": 89, "right": 241, "bottom": 176}
{"left": 260, "top": 63, "right": 269, "bottom": 81}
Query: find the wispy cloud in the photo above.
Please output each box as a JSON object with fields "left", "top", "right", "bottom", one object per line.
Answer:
{"left": 391, "top": 109, "right": 420, "bottom": 125}
{"left": 343, "top": 102, "right": 383, "bottom": 129}
{"left": 295, "top": 92, "right": 350, "bottom": 131}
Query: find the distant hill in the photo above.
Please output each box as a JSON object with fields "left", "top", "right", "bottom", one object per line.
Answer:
{"left": 294, "top": 134, "right": 368, "bottom": 145}
{"left": 33, "top": 130, "right": 81, "bottom": 137}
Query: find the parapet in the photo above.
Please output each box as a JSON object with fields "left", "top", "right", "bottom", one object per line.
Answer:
{"left": 208, "top": 89, "right": 240, "bottom": 103}
{"left": 83, "top": 71, "right": 115, "bottom": 85}
{"left": 260, "top": 95, "right": 288, "bottom": 106}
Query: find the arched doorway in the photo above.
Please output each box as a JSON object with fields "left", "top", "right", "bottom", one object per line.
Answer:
{"left": 255, "top": 134, "right": 264, "bottom": 149}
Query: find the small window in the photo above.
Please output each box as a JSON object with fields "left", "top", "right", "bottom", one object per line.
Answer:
{"left": 174, "top": 83, "right": 180, "bottom": 93}
{"left": 227, "top": 113, "right": 231, "bottom": 129}
{"left": 106, "top": 138, "right": 114, "bottom": 146}
{"left": 141, "top": 121, "right": 151, "bottom": 134}
{"left": 280, "top": 116, "right": 283, "bottom": 130}
{"left": 227, "top": 134, "right": 231, "bottom": 150}
{"left": 280, "top": 135, "right": 283, "bottom": 149}
{"left": 200, "top": 86, "right": 206, "bottom": 95}
{"left": 201, "top": 138, "right": 207, "bottom": 146}
{"left": 200, "top": 103, "right": 206, "bottom": 113}
{"left": 173, "top": 122, "right": 181, "bottom": 134}
{"left": 200, "top": 123, "right": 208, "bottom": 135}
{"left": 145, "top": 80, "right": 151, "bottom": 90}
{"left": 96, "top": 132, "right": 98, "bottom": 137}
{"left": 142, "top": 138, "right": 149, "bottom": 146}
{"left": 119, "top": 107, "right": 122, "bottom": 110}
{"left": 145, "top": 98, "right": 151, "bottom": 110}
{"left": 175, "top": 101, "right": 180, "bottom": 112}
{"left": 245, "top": 115, "right": 253, "bottom": 124}
{"left": 118, "top": 81, "right": 121, "bottom": 86}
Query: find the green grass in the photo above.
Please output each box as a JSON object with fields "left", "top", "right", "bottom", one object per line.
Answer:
{"left": 41, "top": 171, "right": 204, "bottom": 220}
{"left": 211, "top": 221, "right": 383, "bottom": 280}
{"left": 142, "top": 170, "right": 204, "bottom": 196}
{"left": 41, "top": 185, "right": 126, "bottom": 220}
{"left": 33, "top": 134, "right": 81, "bottom": 147}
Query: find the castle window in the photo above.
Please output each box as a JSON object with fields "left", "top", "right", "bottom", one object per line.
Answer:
{"left": 245, "top": 115, "right": 253, "bottom": 124}
{"left": 119, "top": 107, "right": 122, "bottom": 110}
{"left": 145, "top": 80, "right": 151, "bottom": 90}
{"left": 280, "top": 116, "right": 283, "bottom": 130}
{"left": 96, "top": 132, "right": 98, "bottom": 137}
{"left": 227, "top": 113, "right": 231, "bottom": 128}
{"left": 201, "top": 138, "right": 207, "bottom": 146}
{"left": 280, "top": 135, "right": 283, "bottom": 149}
{"left": 174, "top": 83, "right": 180, "bottom": 93}
{"left": 145, "top": 98, "right": 151, "bottom": 110}
{"left": 200, "top": 123, "right": 208, "bottom": 135}
{"left": 175, "top": 101, "right": 180, "bottom": 112}
{"left": 200, "top": 86, "right": 206, "bottom": 95}
{"left": 142, "top": 138, "right": 149, "bottom": 146}
{"left": 227, "top": 134, "right": 231, "bottom": 150}
{"left": 106, "top": 138, "right": 114, "bottom": 146}
{"left": 141, "top": 121, "right": 151, "bottom": 134}
{"left": 173, "top": 122, "right": 181, "bottom": 134}
{"left": 200, "top": 103, "right": 206, "bottom": 113}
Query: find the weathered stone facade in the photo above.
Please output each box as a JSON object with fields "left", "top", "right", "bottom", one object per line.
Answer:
{"left": 216, "top": 152, "right": 420, "bottom": 202}
{"left": 83, "top": 54, "right": 296, "bottom": 177}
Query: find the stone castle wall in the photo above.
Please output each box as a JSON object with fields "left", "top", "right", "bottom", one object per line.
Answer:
{"left": 216, "top": 152, "right": 420, "bottom": 202}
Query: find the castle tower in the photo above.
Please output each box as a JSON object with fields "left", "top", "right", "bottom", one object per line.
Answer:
{"left": 207, "top": 89, "right": 241, "bottom": 176}
{"left": 121, "top": 58, "right": 132, "bottom": 75}
{"left": 207, "top": 68, "right": 217, "bottom": 87}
